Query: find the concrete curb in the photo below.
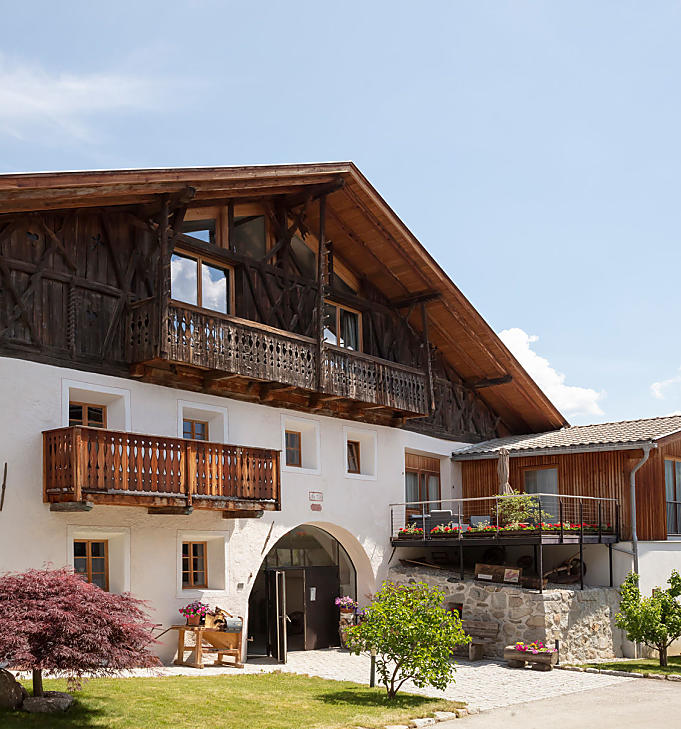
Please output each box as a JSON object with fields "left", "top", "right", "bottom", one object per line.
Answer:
{"left": 356, "top": 705, "right": 479, "bottom": 729}
{"left": 557, "top": 664, "right": 681, "bottom": 681}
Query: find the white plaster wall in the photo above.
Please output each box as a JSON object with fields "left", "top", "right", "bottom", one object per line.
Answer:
{"left": 0, "top": 356, "right": 463, "bottom": 662}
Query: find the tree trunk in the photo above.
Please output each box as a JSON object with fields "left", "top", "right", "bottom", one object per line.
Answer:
{"left": 32, "top": 669, "right": 44, "bottom": 697}
{"left": 659, "top": 645, "right": 668, "bottom": 667}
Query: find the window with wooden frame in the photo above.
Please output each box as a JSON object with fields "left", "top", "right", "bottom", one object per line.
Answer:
{"left": 73, "top": 540, "right": 109, "bottom": 591}
{"left": 170, "top": 250, "right": 233, "bottom": 315}
{"left": 405, "top": 454, "right": 441, "bottom": 514}
{"left": 183, "top": 418, "right": 209, "bottom": 441}
{"left": 346, "top": 440, "right": 361, "bottom": 474}
{"left": 323, "top": 301, "right": 362, "bottom": 351}
{"left": 182, "top": 541, "right": 208, "bottom": 589}
{"left": 69, "top": 402, "right": 107, "bottom": 428}
{"left": 181, "top": 219, "right": 216, "bottom": 245}
{"left": 285, "top": 430, "right": 302, "bottom": 467}
{"left": 665, "top": 458, "right": 681, "bottom": 536}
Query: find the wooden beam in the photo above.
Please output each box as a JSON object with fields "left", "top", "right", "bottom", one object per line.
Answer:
{"left": 391, "top": 291, "right": 442, "bottom": 309}
{"left": 315, "top": 195, "right": 327, "bottom": 390}
{"left": 148, "top": 505, "right": 193, "bottom": 515}
{"left": 469, "top": 375, "right": 513, "bottom": 389}
{"left": 222, "top": 509, "right": 264, "bottom": 519}
{"left": 421, "top": 301, "right": 435, "bottom": 414}
{"left": 49, "top": 501, "right": 93, "bottom": 512}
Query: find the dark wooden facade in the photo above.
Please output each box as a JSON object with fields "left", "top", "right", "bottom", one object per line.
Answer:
{"left": 0, "top": 164, "right": 568, "bottom": 441}
{"left": 460, "top": 437, "right": 681, "bottom": 541}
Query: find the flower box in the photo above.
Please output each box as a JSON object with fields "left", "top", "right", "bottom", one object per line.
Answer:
{"left": 504, "top": 643, "right": 558, "bottom": 671}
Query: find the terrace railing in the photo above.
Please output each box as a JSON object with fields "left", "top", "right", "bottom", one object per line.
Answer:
{"left": 390, "top": 493, "right": 620, "bottom": 542}
{"left": 43, "top": 426, "right": 280, "bottom": 509}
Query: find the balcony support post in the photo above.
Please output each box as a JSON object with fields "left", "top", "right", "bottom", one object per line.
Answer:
{"left": 420, "top": 302, "right": 435, "bottom": 414}
{"left": 157, "top": 194, "right": 170, "bottom": 359}
{"left": 315, "top": 194, "right": 327, "bottom": 392}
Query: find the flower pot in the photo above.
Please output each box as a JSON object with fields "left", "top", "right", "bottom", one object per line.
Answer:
{"left": 339, "top": 608, "right": 354, "bottom": 615}
{"left": 186, "top": 614, "right": 200, "bottom": 627}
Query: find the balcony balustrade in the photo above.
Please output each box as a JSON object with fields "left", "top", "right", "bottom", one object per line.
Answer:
{"left": 43, "top": 426, "right": 280, "bottom": 513}
{"left": 127, "top": 299, "right": 429, "bottom": 416}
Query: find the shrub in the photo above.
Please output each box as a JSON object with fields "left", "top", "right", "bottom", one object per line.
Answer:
{"left": 346, "top": 581, "right": 469, "bottom": 699}
{"left": 616, "top": 571, "right": 681, "bottom": 667}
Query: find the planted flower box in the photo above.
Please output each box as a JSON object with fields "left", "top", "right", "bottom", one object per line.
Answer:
{"left": 397, "top": 527, "right": 424, "bottom": 539}
{"left": 504, "top": 642, "right": 558, "bottom": 671}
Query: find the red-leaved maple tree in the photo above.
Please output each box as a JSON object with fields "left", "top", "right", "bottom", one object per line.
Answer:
{"left": 0, "top": 567, "right": 159, "bottom": 696}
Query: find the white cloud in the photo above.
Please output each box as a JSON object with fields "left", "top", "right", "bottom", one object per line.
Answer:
{"left": 651, "top": 367, "right": 681, "bottom": 400}
{"left": 0, "top": 55, "right": 162, "bottom": 143}
{"left": 498, "top": 327, "right": 605, "bottom": 418}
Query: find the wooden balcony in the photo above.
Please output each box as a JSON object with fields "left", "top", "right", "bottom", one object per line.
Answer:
{"left": 43, "top": 426, "right": 280, "bottom": 515}
{"left": 127, "top": 299, "right": 429, "bottom": 418}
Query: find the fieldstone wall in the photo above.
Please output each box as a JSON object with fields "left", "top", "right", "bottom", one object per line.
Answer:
{"left": 389, "top": 565, "right": 624, "bottom": 663}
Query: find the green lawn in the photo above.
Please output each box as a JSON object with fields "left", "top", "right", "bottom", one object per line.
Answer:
{"left": 577, "top": 656, "right": 681, "bottom": 676}
{"left": 0, "top": 673, "right": 464, "bottom": 729}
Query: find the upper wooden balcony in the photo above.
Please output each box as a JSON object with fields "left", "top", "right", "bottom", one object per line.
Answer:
{"left": 43, "top": 426, "right": 280, "bottom": 516}
{"left": 127, "top": 299, "right": 429, "bottom": 419}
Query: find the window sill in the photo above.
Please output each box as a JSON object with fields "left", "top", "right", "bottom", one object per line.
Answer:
{"left": 176, "top": 589, "right": 229, "bottom": 600}
{"left": 282, "top": 465, "right": 321, "bottom": 476}
{"left": 344, "top": 471, "right": 377, "bottom": 481}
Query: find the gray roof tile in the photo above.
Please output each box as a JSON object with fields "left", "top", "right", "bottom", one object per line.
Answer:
{"left": 452, "top": 415, "right": 681, "bottom": 459}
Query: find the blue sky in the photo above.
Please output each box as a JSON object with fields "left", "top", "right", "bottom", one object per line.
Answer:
{"left": 2, "top": 1, "right": 680, "bottom": 426}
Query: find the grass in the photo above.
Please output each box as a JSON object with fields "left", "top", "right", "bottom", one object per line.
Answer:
{"left": 576, "top": 656, "right": 681, "bottom": 676}
{"left": 0, "top": 672, "right": 464, "bottom": 729}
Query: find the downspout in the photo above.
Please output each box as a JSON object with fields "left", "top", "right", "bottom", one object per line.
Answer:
{"left": 630, "top": 442, "right": 655, "bottom": 577}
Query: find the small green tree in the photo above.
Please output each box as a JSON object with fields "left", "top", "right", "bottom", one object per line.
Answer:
{"left": 497, "top": 489, "right": 554, "bottom": 526}
{"left": 346, "top": 581, "right": 469, "bottom": 699}
{"left": 616, "top": 571, "right": 681, "bottom": 667}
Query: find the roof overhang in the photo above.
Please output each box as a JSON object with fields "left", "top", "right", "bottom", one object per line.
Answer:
{"left": 0, "top": 162, "right": 568, "bottom": 435}
{"left": 452, "top": 440, "right": 657, "bottom": 460}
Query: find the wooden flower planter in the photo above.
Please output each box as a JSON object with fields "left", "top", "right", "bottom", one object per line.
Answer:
{"left": 504, "top": 645, "right": 558, "bottom": 671}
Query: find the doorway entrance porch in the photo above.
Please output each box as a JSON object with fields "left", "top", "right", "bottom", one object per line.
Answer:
{"left": 247, "top": 525, "right": 357, "bottom": 662}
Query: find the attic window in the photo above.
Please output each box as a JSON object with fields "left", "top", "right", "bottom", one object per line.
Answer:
{"left": 181, "top": 219, "right": 216, "bottom": 245}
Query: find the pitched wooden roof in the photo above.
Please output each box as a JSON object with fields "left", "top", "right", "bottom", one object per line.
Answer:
{"left": 0, "top": 162, "right": 567, "bottom": 434}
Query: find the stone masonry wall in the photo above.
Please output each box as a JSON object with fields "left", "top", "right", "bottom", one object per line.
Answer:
{"left": 389, "top": 565, "right": 624, "bottom": 663}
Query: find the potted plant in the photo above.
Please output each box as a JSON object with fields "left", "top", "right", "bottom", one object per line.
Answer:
{"left": 430, "top": 523, "right": 461, "bottom": 537}
{"left": 335, "top": 596, "right": 358, "bottom": 614}
{"left": 397, "top": 525, "right": 424, "bottom": 539}
{"left": 179, "top": 600, "right": 209, "bottom": 627}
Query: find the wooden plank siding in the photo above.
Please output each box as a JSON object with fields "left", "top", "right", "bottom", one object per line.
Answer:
{"left": 461, "top": 448, "right": 667, "bottom": 541}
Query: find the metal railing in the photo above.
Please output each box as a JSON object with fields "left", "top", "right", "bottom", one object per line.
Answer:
{"left": 390, "top": 493, "right": 620, "bottom": 542}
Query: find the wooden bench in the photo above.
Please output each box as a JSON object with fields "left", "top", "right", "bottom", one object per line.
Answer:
{"left": 462, "top": 619, "right": 499, "bottom": 661}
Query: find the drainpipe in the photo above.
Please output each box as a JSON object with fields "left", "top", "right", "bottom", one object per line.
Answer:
{"left": 630, "top": 443, "right": 654, "bottom": 578}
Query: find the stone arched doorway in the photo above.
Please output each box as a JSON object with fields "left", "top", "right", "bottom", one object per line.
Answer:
{"left": 247, "top": 524, "right": 357, "bottom": 660}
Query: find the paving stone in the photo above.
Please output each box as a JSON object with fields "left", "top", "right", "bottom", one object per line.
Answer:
{"left": 409, "top": 719, "right": 435, "bottom": 727}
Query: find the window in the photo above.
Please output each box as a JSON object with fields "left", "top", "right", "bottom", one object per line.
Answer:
{"left": 181, "top": 219, "right": 216, "bottom": 245}
{"left": 665, "top": 459, "right": 681, "bottom": 535}
{"left": 323, "top": 301, "right": 361, "bottom": 350}
{"left": 523, "top": 467, "right": 559, "bottom": 520}
{"left": 73, "top": 540, "right": 109, "bottom": 590}
{"left": 182, "top": 541, "right": 208, "bottom": 589}
{"left": 69, "top": 402, "right": 107, "bottom": 428}
{"left": 405, "top": 454, "right": 441, "bottom": 513}
{"left": 171, "top": 251, "right": 232, "bottom": 314}
{"left": 285, "top": 430, "right": 302, "bottom": 467}
{"left": 183, "top": 418, "right": 208, "bottom": 441}
{"left": 346, "top": 440, "right": 361, "bottom": 474}
{"left": 232, "top": 215, "right": 267, "bottom": 258}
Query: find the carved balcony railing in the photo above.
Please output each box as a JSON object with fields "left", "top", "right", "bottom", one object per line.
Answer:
{"left": 43, "top": 426, "right": 280, "bottom": 513}
{"left": 321, "top": 345, "right": 428, "bottom": 415}
{"left": 127, "top": 300, "right": 430, "bottom": 416}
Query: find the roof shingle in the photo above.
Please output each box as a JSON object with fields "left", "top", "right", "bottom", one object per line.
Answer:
{"left": 452, "top": 415, "right": 681, "bottom": 459}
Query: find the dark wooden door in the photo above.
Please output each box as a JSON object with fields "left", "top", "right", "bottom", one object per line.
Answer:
{"left": 304, "top": 566, "right": 340, "bottom": 650}
{"left": 266, "top": 570, "right": 287, "bottom": 663}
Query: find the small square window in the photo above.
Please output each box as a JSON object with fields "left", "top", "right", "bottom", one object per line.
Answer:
{"left": 69, "top": 402, "right": 107, "bottom": 428}
{"left": 285, "top": 430, "right": 302, "bottom": 467}
{"left": 183, "top": 418, "right": 208, "bottom": 441}
{"left": 347, "top": 441, "right": 361, "bottom": 474}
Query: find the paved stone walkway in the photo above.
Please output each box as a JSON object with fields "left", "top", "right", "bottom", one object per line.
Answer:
{"left": 146, "top": 649, "right": 636, "bottom": 712}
